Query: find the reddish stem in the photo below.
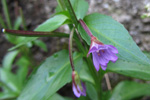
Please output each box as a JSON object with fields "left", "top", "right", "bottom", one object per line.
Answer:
{"left": 2, "top": 29, "right": 69, "bottom": 37}
{"left": 69, "top": 29, "right": 75, "bottom": 71}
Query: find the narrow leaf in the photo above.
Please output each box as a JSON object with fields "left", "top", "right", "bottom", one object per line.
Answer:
{"left": 2, "top": 50, "right": 19, "bottom": 70}
{"left": 0, "top": 68, "right": 20, "bottom": 94}
{"left": 16, "top": 56, "right": 29, "bottom": 90}
{"left": 1, "top": 0, "right": 12, "bottom": 29}
{"left": 86, "top": 82, "right": 98, "bottom": 100}
{"left": 0, "top": 14, "right": 7, "bottom": 28}
{"left": 35, "top": 14, "right": 68, "bottom": 31}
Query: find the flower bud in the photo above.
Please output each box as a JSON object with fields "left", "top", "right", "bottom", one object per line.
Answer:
{"left": 72, "top": 71, "right": 86, "bottom": 97}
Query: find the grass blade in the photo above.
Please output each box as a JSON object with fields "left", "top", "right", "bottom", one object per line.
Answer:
{"left": 1, "top": 0, "right": 12, "bottom": 29}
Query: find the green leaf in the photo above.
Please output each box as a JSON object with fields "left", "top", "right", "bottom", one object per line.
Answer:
{"left": 48, "top": 93, "right": 73, "bottom": 100}
{"left": 70, "top": 0, "right": 89, "bottom": 20}
{"left": 2, "top": 0, "right": 12, "bottom": 29}
{"left": 78, "top": 13, "right": 150, "bottom": 65}
{"left": 0, "top": 92, "right": 17, "bottom": 100}
{"left": 77, "top": 96, "right": 91, "bottom": 100}
{"left": 86, "top": 82, "right": 98, "bottom": 100}
{"left": 80, "top": 61, "right": 94, "bottom": 84}
{"left": 102, "top": 91, "right": 111, "bottom": 100}
{"left": 35, "top": 14, "right": 68, "bottom": 31}
{"left": 144, "top": 51, "right": 150, "bottom": 59}
{"left": 5, "top": 33, "right": 29, "bottom": 45}
{"left": 33, "top": 40, "right": 47, "bottom": 52}
{"left": 8, "top": 38, "right": 36, "bottom": 51}
{"left": 55, "top": 5, "right": 61, "bottom": 13}
{"left": 107, "top": 59, "right": 150, "bottom": 80}
{"left": 9, "top": 13, "right": 69, "bottom": 51}
{"left": 16, "top": 56, "right": 29, "bottom": 89}
{"left": 2, "top": 50, "right": 19, "bottom": 70}
{"left": 109, "top": 81, "right": 150, "bottom": 100}
{"left": 0, "top": 68, "right": 20, "bottom": 94}
{"left": 17, "top": 50, "right": 83, "bottom": 100}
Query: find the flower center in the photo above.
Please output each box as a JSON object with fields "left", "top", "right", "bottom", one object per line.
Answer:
{"left": 96, "top": 50, "right": 101, "bottom": 56}
{"left": 102, "top": 50, "right": 105, "bottom": 53}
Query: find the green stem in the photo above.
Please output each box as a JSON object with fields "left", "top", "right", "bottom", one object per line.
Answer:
{"left": 98, "top": 69, "right": 105, "bottom": 100}
{"left": 86, "top": 55, "right": 102, "bottom": 100}
{"left": 2, "top": 0, "right": 12, "bottom": 29}
{"left": 74, "top": 34, "right": 86, "bottom": 56}
{"left": 2, "top": 29, "right": 69, "bottom": 37}
{"left": 63, "top": 0, "right": 78, "bottom": 27}
{"left": 0, "top": 14, "right": 7, "bottom": 28}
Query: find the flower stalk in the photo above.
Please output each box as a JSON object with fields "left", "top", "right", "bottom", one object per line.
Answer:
{"left": 69, "top": 29, "right": 75, "bottom": 71}
{"left": 79, "top": 19, "right": 93, "bottom": 37}
{"left": 69, "top": 29, "right": 86, "bottom": 97}
{"left": 63, "top": 0, "right": 78, "bottom": 27}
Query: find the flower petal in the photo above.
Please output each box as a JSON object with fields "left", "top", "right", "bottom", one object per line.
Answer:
{"left": 81, "top": 82, "right": 86, "bottom": 96}
{"left": 102, "top": 50, "right": 118, "bottom": 62}
{"left": 88, "top": 42, "right": 99, "bottom": 54}
{"left": 107, "top": 45, "right": 118, "bottom": 54}
{"left": 110, "top": 54, "right": 118, "bottom": 63}
{"left": 98, "top": 45, "right": 107, "bottom": 50}
{"left": 92, "top": 52, "right": 100, "bottom": 71}
{"left": 72, "top": 83, "right": 81, "bottom": 98}
{"left": 88, "top": 46, "right": 98, "bottom": 54}
{"left": 98, "top": 51, "right": 109, "bottom": 66}
{"left": 107, "top": 50, "right": 118, "bottom": 62}
{"left": 101, "top": 65, "right": 107, "bottom": 70}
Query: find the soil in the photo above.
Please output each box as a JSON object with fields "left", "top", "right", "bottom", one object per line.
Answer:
{"left": 0, "top": 0, "right": 150, "bottom": 99}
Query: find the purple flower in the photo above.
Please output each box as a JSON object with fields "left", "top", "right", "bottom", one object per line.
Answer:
{"left": 72, "top": 71, "right": 86, "bottom": 97}
{"left": 88, "top": 37, "right": 118, "bottom": 71}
